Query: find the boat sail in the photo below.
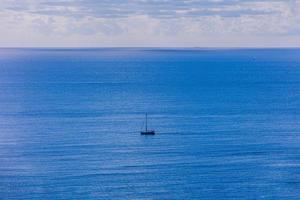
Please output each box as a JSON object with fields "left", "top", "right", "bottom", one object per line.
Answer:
{"left": 141, "top": 113, "right": 155, "bottom": 135}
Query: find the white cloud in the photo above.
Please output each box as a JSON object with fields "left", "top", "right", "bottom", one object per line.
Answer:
{"left": 0, "top": 0, "right": 299, "bottom": 47}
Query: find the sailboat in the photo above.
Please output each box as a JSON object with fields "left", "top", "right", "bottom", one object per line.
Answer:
{"left": 141, "top": 113, "right": 155, "bottom": 135}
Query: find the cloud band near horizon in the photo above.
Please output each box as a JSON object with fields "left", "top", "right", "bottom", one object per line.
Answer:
{"left": 0, "top": 0, "right": 300, "bottom": 47}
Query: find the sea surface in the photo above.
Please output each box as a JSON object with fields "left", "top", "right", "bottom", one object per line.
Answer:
{"left": 0, "top": 48, "right": 299, "bottom": 199}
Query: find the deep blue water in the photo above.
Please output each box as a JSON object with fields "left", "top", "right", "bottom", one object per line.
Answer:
{"left": 0, "top": 48, "right": 299, "bottom": 199}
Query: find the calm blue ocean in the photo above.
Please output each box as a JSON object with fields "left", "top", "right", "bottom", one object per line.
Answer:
{"left": 0, "top": 48, "right": 299, "bottom": 199}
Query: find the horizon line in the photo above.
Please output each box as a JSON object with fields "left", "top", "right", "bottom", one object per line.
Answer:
{"left": 1, "top": 47, "right": 300, "bottom": 49}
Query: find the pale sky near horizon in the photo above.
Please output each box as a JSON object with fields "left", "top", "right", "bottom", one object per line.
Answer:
{"left": 1, "top": 0, "right": 300, "bottom": 47}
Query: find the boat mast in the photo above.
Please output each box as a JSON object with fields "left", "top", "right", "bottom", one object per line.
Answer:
{"left": 146, "top": 113, "right": 148, "bottom": 132}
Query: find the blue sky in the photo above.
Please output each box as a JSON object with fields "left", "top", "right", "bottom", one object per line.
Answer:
{"left": 0, "top": 0, "right": 300, "bottom": 47}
